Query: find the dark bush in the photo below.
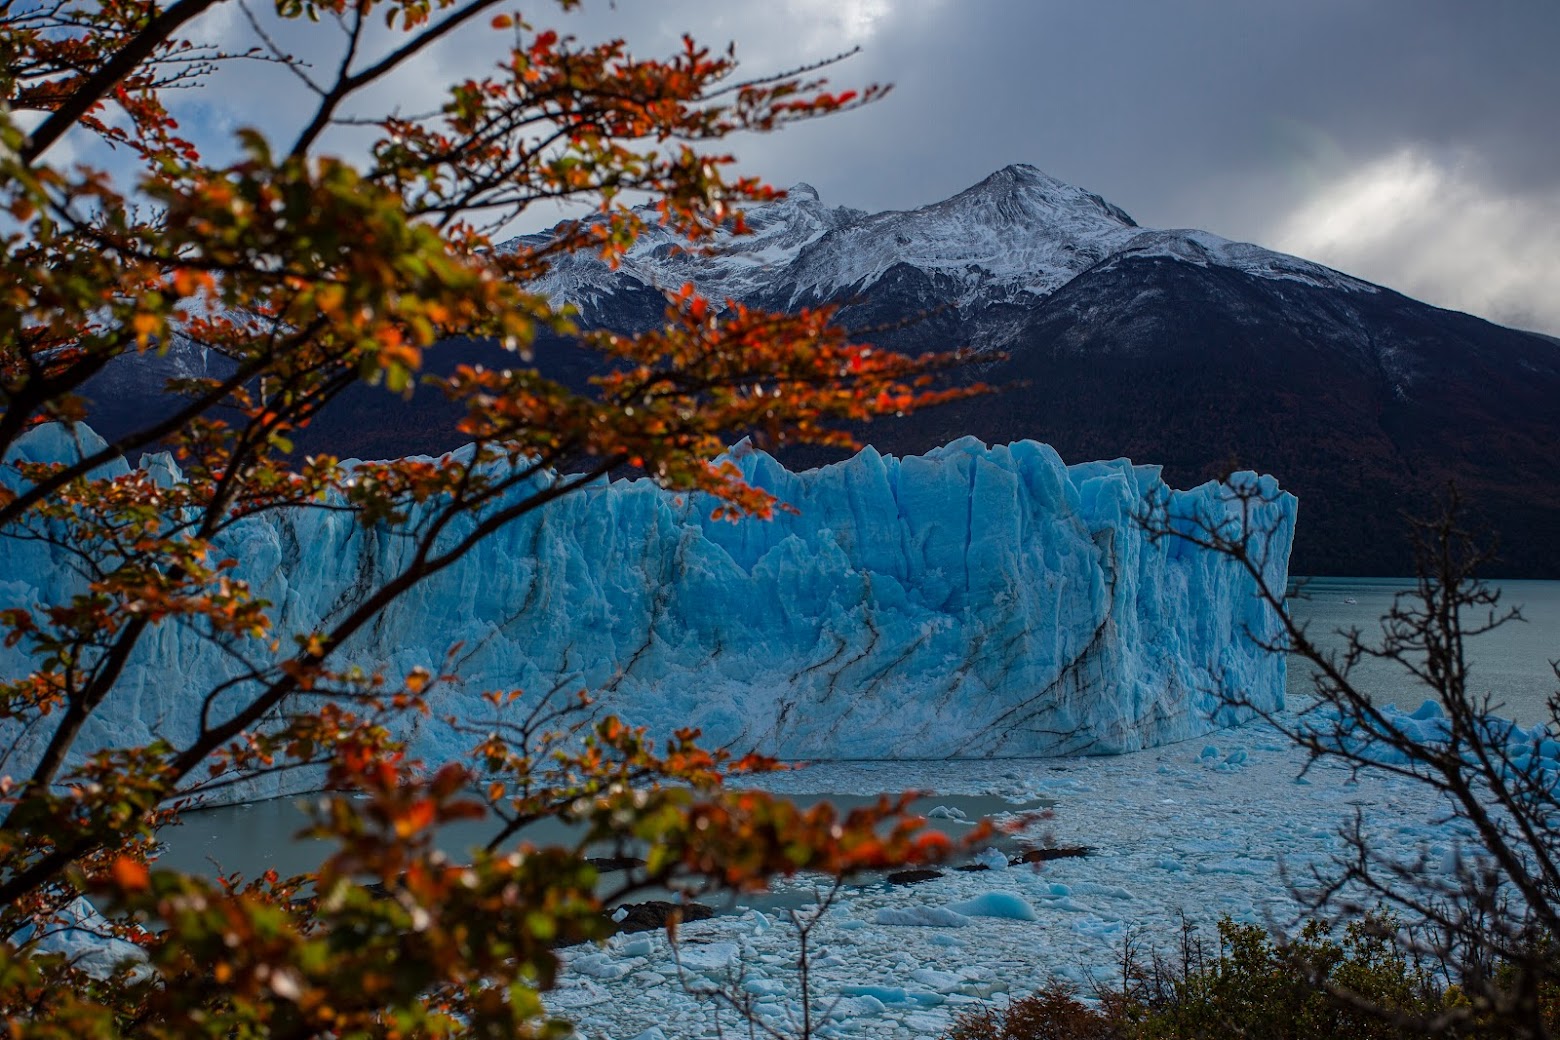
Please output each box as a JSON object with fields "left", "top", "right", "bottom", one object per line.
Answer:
{"left": 940, "top": 913, "right": 1560, "bottom": 1040}
{"left": 1136, "top": 916, "right": 1441, "bottom": 1039}
{"left": 943, "top": 981, "right": 1124, "bottom": 1040}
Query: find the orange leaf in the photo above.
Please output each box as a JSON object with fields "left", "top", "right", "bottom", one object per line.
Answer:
{"left": 131, "top": 312, "right": 160, "bottom": 348}
{"left": 109, "top": 856, "right": 150, "bottom": 892}
{"left": 394, "top": 798, "right": 437, "bottom": 837}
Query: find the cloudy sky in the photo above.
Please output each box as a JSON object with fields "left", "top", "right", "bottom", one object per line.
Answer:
{"left": 178, "top": 0, "right": 1560, "bottom": 334}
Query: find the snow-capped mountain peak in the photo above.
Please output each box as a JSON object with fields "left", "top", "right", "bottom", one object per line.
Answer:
{"left": 944, "top": 163, "right": 1138, "bottom": 230}
{"left": 510, "top": 164, "right": 1373, "bottom": 320}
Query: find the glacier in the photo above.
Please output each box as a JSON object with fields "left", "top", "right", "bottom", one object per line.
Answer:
{"left": 1, "top": 424, "right": 1294, "bottom": 798}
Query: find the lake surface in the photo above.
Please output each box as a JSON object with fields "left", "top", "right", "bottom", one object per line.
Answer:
{"left": 1286, "top": 577, "right": 1560, "bottom": 723}
{"left": 153, "top": 790, "right": 1052, "bottom": 885}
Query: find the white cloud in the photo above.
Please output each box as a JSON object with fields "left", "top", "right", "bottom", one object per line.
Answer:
{"left": 1268, "top": 148, "right": 1560, "bottom": 335}
{"left": 783, "top": 0, "right": 893, "bottom": 50}
{"left": 10, "top": 110, "right": 78, "bottom": 169}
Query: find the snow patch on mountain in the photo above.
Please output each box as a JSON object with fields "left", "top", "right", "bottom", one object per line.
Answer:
{"left": 501, "top": 180, "right": 864, "bottom": 310}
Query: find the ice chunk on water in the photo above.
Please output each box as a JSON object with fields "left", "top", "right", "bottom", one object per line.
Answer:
{"left": 972, "top": 847, "right": 1009, "bottom": 871}
{"left": 947, "top": 892, "right": 1039, "bottom": 921}
{"left": 876, "top": 905, "right": 973, "bottom": 928}
{"left": 673, "top": 942, "right": 740, "bottom": 973}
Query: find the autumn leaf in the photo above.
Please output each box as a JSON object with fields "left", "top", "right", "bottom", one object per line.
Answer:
{"left": 108, "top": 856, "right": 150, "bottom": 893}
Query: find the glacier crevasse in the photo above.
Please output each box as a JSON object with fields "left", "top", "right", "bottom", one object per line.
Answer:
{"left": 1, "top": 425, "right": 1295, "bottom": 798}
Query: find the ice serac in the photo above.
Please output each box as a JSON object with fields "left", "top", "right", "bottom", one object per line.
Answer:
{"left": 1, "top": 427, "right": 1295, "bottom": 794}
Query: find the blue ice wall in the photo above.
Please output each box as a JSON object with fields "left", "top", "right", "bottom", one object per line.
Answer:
{"left": 1, "top": 426, "right": 1295, "bottom": 798}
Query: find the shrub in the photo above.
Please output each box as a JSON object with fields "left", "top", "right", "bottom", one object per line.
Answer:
{"left": 1136, "top": 916, "right": 1442, "bottom": 1040}
{"left": 943, "top": 981, "right": 1124, "bottom": 1040}
{"left": 945, "top": 914, "right": 1473, "bottom": 1040}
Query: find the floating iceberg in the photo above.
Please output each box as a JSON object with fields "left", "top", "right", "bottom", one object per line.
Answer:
{"left": 1, "top": 426, "right": 1294, "bottom": 799}
{"left": 946, "top": 892, "right": 1039, "bottom": 921}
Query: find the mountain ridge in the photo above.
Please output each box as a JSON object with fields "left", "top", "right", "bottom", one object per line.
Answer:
{"left": 509, "top": 163, "right": 1377, "bottom": 323}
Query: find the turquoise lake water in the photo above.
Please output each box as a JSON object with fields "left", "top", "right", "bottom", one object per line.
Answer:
{"left": 1286, "top": 577, "right": 1560, "bottom": 724}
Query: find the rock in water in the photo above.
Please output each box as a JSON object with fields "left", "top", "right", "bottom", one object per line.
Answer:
{"left": 610, "top": 902, "right": 716, "bottom": 935}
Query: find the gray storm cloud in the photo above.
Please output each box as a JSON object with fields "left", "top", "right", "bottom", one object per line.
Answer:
{"left": 1269, "top": 149, "right": 1560, "bottom": 336}
{"left": 162, "top": 0, "right": 1560, "bottom": 333}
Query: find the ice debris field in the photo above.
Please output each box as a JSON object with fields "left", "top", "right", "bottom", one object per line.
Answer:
{"left": 549, "top": 700, "right": 1506, "bottom": 1040}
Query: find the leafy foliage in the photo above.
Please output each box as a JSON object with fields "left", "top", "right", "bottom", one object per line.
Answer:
{"left": 0, "top": 2, "right": 982, "bottom": 1035}
{"left": 944, "top": 915, "right": 1560, "bottom": 1040}
{"left": 943, "top": 981, "right": 1120, "bottom": 1040}
{"left": 1132, "top": 917, "right": 1445, "bottom": 1040}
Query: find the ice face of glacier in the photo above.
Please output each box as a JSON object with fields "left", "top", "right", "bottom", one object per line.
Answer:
{"left": 0, "top": 427, "right": 1295, "bottom": 798}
